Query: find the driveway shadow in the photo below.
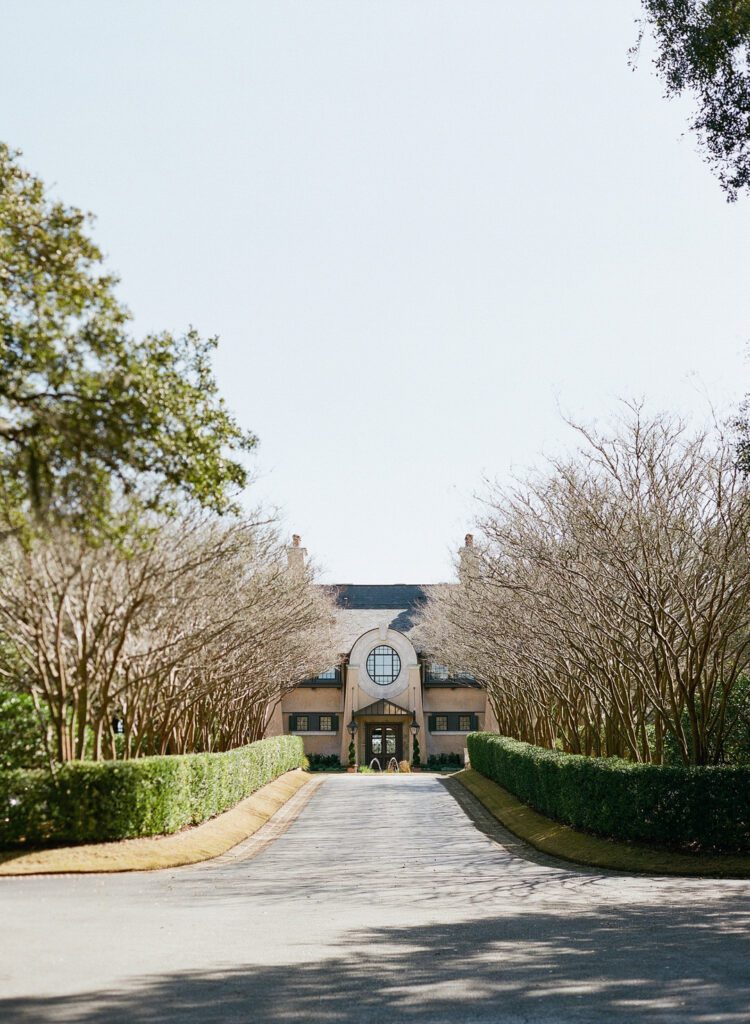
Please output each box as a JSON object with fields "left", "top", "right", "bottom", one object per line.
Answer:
{"left": 437, "top": 773, "right": 604, "bottom": 874}
{"left": 3, "top": 899, "right": 750, "bottom": 1023}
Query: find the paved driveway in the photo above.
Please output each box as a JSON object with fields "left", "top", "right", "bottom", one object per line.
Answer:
{"left": 1, "top": 774, "right": 749, "bottom": 1023}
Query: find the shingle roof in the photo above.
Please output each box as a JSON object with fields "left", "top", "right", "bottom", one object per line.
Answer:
{"left": 323, "top": 584, "right": 432, "bottom": 654}
{"left": 319, "top": 584, "right": 478, "bottom": 687}
{"left": 327, "top": 585, "right": 429, "bottom": 611}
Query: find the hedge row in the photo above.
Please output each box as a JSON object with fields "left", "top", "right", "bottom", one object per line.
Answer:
{"left": 0, "top": 734, "right": 305, "bottom": 847}
{"left": 467, "top": 732, "right": 750, "bottom": 852}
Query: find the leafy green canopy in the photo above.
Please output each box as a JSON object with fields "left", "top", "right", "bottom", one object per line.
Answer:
{"left": 638, "top": 1, "right": 750, "bottom": 200}
{"left": 0, "top": 143, "right": 256, "bottom": 535}
{"left": 0, "top": 690, "right": 47, "bottom": 770}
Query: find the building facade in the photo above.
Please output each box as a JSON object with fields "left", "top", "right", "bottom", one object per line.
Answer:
{"left": 266, "top": 537, "right": 497, "bottom": 767}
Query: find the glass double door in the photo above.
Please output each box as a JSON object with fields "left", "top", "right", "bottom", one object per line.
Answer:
{"left": 365, "top": 723, "right": 403, "bottom": 767}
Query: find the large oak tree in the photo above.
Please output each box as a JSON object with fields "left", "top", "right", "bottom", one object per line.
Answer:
{"left": 637, "top": 1, "right": 750, "bottom": 200}
{"left": 0, "top": 143, "right": 255, "bottom": 537}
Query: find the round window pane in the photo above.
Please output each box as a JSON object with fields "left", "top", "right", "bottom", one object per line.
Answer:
{"left": 366, "top": 645, "right": 401, "bottom": 686}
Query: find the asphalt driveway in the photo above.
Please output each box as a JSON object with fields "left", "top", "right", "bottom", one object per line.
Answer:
{"left": 1, "top": 774, "right": 749, "bottom": 1023}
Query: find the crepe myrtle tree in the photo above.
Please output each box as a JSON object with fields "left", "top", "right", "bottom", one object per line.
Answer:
{"left": 0, "top": 143, "right": 255, "bottom": 539}
{"left": 124, "top": 524, "right": 337, "bottom": 756}
{"left": 0, "top": 513, "right": 337, "bottom": 761}
{"left": 416, "top": 405, "right": 750, "bottom": 766}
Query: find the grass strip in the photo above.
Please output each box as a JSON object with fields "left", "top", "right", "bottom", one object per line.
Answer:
{"left": 456, "top": 767, "right": 750, "bottom": 878}
{"left": 0, "top": 768, "right": 312, "bottom": 876}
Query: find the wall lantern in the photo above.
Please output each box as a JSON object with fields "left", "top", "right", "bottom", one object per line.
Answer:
{"left": 410, "top": 712, "right": 420, "bottom": 737}
{"left": 347, "top": 717, "right": 358, "bottom": 738}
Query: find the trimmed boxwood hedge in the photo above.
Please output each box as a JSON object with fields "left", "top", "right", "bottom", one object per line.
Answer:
{"left": 0, "top": 734, "right": 305, "bottom": 848}
{"left": 467, "top": 732, "right": 750, "bottom": 852}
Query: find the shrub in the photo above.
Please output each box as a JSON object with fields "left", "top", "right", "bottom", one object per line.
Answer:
{"left": 0, "top": 691, "right": 47, "bottom": 770}
{"left": 424, "top": 752, "right": 462, "bottom": 771}
{"left": 398, "top": 760, "right": 411, "bottom": 773}
{"left": 0, "top": 734, "right": 305, "bottom": 847}
{"left": 307, "top": 753, "right": 342, "bottom": 771}
{"left": 348, "top": 741, "right": 356, "bottom": 767}
{"left": 411, "top": 735, "right": 420, "bottom": 768}
{"left": 467, "top": 733, "right": 750, "bottom": 852}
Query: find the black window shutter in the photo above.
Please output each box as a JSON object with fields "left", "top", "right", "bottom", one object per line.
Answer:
{"left": 471, "top": 714, "right": 478, "bottom": 731}
{"left": 310, "top": 714, "right": 320, "bottom": 731}
{"left": 428, "top": 715, "right": 436, "bottom": 732}
{"left": 289, "top": 715, "right": 297, "bottom": 731}
{"left": 331, "top": 714, "right": 339, "bottom": 732}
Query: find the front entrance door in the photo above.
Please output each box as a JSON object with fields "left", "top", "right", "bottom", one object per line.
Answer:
{"left": 365, "top": 723, "right": 403, "bottom": 767}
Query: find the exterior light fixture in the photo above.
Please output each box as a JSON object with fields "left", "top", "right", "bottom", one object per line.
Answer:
{"left": 347, "top": 717, "right": 358, "bottom": 738}
{"left": 410, "top": 712, "right": 420, "bottom": 737}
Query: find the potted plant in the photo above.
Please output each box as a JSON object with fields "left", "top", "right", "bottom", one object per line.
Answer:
{"left": 411, "top": 735, "right": 421, "bottom": 772}
{"left": 347, "top": 740, "right": 357, "bottom": 773}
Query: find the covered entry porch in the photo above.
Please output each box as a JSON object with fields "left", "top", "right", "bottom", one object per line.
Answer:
{"left": 353, "top": 699, "right": 416, "bottom": 768}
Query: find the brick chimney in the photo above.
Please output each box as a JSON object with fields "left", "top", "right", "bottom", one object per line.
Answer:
{"left": 458, "top": 532, "right": 478, "bottom": 582}
{"left": 286, "top": 533, "right": 307, "bottom": 571}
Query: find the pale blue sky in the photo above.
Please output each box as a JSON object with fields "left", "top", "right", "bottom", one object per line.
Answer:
{"left": 2, "top": 1, "right": 749, "bottom": 582}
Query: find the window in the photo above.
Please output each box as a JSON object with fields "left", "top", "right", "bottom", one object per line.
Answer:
{"left": 429, "top": 712, "right": 476, "bottom": 732}
{"left": 295, "top": 715, "right": 309, "bottom": 732}
{"left": 430, "top": 663, "right": 449, "bottom": 680}
{"left": 318, "top": 668, "right": 337, "bottom": 679}
{"left": 319, "top": 715, "right": 333, "bottom": 732}
{"left": 366, "top": 645, "right": 401, "bottom": 686}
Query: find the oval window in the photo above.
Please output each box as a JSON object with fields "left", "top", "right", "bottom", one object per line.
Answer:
{"left": 366, "top": 645, "right": 401, "bottom": 686}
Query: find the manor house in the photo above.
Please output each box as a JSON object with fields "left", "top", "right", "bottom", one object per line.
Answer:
{"left": 267, "top": 536, "right": 497, "bottom": 767}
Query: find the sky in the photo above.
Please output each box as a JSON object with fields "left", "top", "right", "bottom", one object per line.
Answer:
{"left": 2, "top": 1, "right": 750, "bottom": 583}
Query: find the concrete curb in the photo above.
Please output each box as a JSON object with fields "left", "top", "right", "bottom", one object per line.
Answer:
{"left": 0, "top": 768, "right": 317, "bottom": 876}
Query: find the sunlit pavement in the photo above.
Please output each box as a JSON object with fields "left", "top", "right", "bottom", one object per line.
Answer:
{"left": 1, "top": 774, "right": 749, "bottom": 1023}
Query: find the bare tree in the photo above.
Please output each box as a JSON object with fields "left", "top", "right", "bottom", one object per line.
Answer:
{"left": 0, "top": 512, "right": 336, "bottom": 761}
{"left": 416, "top": 406, "right": 750, "bottom": 765}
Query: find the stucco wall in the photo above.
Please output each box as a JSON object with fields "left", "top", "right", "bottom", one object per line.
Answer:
{"left": 426, "top": 733, "right": 469, "bottom": 761}
{"left": 279, "top": 687, "right": 343, "bottom": 759}
{"left": 280, "top": 688, "right": 342, "bottom": 713}
{"left": 296, "top": 733, "right": 341, "bottom": 757}
{"left": 422, "top": 689, "right": 486, "bottom": 712}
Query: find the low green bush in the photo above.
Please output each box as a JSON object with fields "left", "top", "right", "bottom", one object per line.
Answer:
{"left": 426, "top": 753, "right": 462, "bottom": 770}
{"left": 467, "top": 733, "right": 750, "bottom": 852}
{"left": 307, "top": 753, "right": 342, "bottom": 771}
{"left": 0, "top": 734, "right": 304, "bottom": 847}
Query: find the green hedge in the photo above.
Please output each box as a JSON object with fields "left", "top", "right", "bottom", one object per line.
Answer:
{"left": 467, "top": 732, "right": 750, "bottom": 852}
{"left": 0, "top": 734, "right": 305, "bottom": 847}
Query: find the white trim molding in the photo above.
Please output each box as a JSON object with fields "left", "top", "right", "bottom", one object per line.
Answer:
{"left": 348, "top": 626, "right": 418, "bottom": 701}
